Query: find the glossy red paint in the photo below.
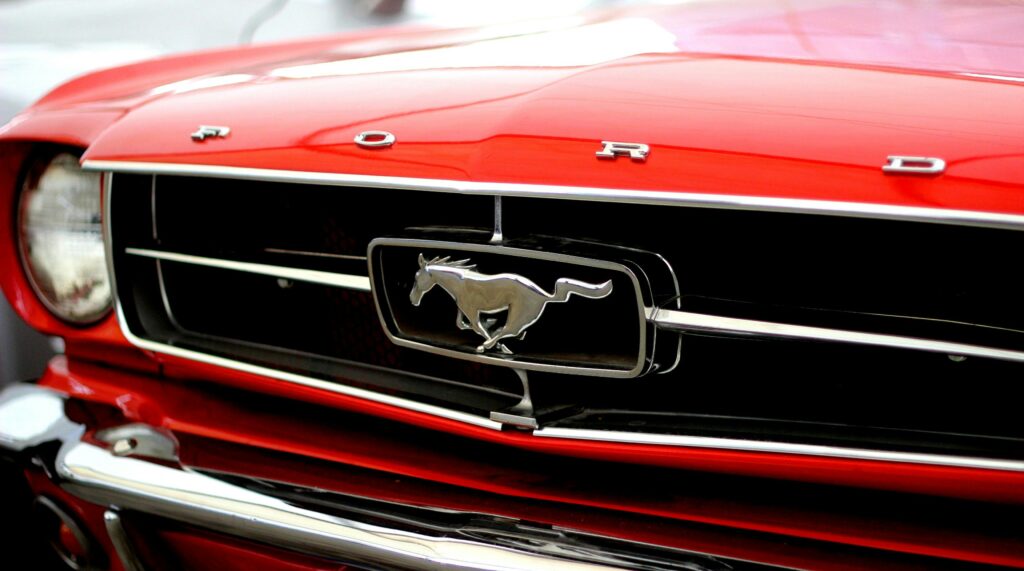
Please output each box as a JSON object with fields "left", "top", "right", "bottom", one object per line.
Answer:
{"left": 35, "top": 357, "right": 1024, "bottom": 568}
{"left": 0, "top": 3, "right": 1018, "bottom": 217}
{"left": 80, "top": 54, "right": 1023, "bottom": 211}
{"left": 186, "top": 437, "right": 1016, "bottom": 571}
{"left": 1, "top": 2, "right": 1021, "bottom": 338}
{"left": 2, "top": 4, "right": 1024, "bottom": 563}
{"left": 148, "top": 353, "right": 1024, "bottom": 505}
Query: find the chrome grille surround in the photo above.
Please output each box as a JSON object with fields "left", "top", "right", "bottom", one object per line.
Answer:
{"left": 93, "top": 161, "right": 1024, "bottom": 472}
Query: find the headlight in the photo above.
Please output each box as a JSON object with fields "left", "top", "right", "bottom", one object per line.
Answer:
{"left": 17, "top": 152, "right": 111, "bottom": 324}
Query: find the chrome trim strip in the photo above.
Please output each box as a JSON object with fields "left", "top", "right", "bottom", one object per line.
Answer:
{"left": 155, "top": 260, "right": 187, "bottom": 331}
{"left": 82, "top": 160, "right": 1024, "bottom": 231}
{"left": 59, "top": 441, "right": 619, "bottom": 570}
{"left": 533, "top": 427, "right": 1024, "bottom": 472}
{"left": 103, "top": 511, "right": 146, "bottom": 571}
{"left": 150, "top": 174, "right": 158, "bottom": 241}
{"left": 125, "top": 248, "right": 372, "bottom": 292}
{"left": 648, "top": 308, "right": 1024, "bottom": 364}
{"left": 264, "top": 247, "right": 366, "bottom": 261}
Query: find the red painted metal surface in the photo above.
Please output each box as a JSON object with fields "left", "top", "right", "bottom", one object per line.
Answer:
{"left": 181, "top": 448, "right": 922, "bottom": 571}
{"left": 0, "top": 3, "right": 1017, "bottom": 215}
{"left": 78, "top": 55, "right": 1024, "bottom": 210}
{"left": 2, "top": 3, "right": 1024, "bottom": 564}
{"left": 35, "top": 357, "right": 1024, "bottom": 568}
{"left": 148, "top": 350, "right": 1024, "bottom": 505}
{"left": 2, "top": 1, "right": 1023, "bottom": 323}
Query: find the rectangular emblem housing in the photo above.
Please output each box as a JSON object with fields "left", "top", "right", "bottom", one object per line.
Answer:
{"left": 369, "top": 234, "right": 674, "bottom": 378}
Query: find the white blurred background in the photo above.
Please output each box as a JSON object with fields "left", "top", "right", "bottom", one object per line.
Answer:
{"left": 0, "top": 0, "right": 630, "bottom": 384}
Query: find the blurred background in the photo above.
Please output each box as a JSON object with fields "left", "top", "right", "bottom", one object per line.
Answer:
{"left": 0, "top": 0, "right": 631, "bottom": 385}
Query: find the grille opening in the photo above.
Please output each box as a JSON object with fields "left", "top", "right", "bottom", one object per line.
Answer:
{"left": 534, "top": 334, "right": 1024, "bottom": 456}
{"left": 152, "top": 175, "right": 492, "bottom": 260}
{"left": 109, "top": 173, "right": 1024, "bottom": 459}
{"left": 111, "top": 173, "right": 522, "bottom": 416}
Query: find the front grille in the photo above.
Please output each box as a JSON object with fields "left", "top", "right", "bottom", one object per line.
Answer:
{"left": 108, "top": 172, "right": 1024, "bottom": 461}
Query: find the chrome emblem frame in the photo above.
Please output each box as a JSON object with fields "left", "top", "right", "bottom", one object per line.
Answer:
{"left": 410, "top": 254, "right": 612, "bottom": 354}
{"left": 190, "top": 125, "right": 231, "bottom": 141}
{"left": 368, "top": 238, "right": 654, "bottom": 378}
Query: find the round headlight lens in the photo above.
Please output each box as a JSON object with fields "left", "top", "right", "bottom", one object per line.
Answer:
{"left": 18, "top": 153, "right": 111, "bottom": 324}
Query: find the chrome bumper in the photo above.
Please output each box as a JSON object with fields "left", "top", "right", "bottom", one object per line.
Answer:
{"left": 0, "top": 384, "right": 700, "bottom": 571}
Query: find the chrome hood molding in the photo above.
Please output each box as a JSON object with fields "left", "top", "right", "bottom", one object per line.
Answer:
{"left": 84, "top": 161, "right": 1024, "bottom": 231}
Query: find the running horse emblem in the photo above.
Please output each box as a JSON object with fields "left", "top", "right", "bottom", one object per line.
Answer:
{"left": 410, "top": 254, "right": 613, "bottom": 354}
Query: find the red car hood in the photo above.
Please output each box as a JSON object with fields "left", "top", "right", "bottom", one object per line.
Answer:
{"left": 6, "top": 0, "right": 1024, "bottom": 215}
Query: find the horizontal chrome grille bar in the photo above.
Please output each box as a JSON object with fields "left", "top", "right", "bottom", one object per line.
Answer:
{"left": 125, "top": 248, "right": 371, "bottom": 292}
{"left": 125, "top": 247, "right": 1024, "bottom": 364}
{"left": 83, "top": 160, "right": 1024, "bottom": 232}
{"left": 647, "top": 308, "right": 1024, "bottom": 364}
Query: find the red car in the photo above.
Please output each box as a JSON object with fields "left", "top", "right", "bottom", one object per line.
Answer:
{"left": 2, "top": 1, "right": 1023, "bottom": 569}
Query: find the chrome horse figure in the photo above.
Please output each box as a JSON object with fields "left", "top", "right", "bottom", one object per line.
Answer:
{"left": 410, "top": 254, "right": 613, "bottom": 354}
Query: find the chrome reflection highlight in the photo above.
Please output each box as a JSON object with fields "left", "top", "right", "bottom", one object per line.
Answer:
{"left": 0, "top": 385, "right": 71, "bottom": 451}
{"left": 83, "top": 161, "right": 1024, "bottom": 231}
{"left": 124, "top": 248, "right": 372, "bottom": 292}
{"left": 410, "top": 253, "right": 612, "bottom": 354}
{"left": 270, "top": 18, "right": 678, "bottom": 79}
{"left": 95, "top": 423, "right": 179, "bottom": 462}
{"left": 647, "top": 307, "right": 1024, "bottom": 364}
{"left": 103, "top": 512, "right": 145, "bottom": 571}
